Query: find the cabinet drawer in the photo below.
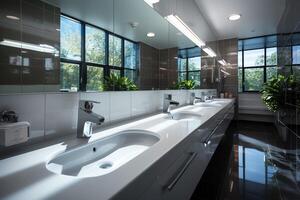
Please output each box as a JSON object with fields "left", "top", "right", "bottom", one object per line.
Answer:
{"left": 140, "top": 143, "right": 206, "bottom": 200}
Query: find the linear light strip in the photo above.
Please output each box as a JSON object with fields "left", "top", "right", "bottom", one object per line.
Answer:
{"left": 218, "top": 59, "right": 227, "bottom": 66}
{"left": 221, "top": 69, "right": 230, "bottom": 76}
{"left": 165, "top": 14, "right": 205, "bottom": 47}
{"left": 203, "top": 47, "right": 216, "bottom": 57}
{"left": 0, "top": 39, "right": 58, "bottom": 54}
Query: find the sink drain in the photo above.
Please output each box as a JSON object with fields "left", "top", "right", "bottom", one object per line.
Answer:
{"left": 99, "top": 162, "right": 113, "bottom": 169}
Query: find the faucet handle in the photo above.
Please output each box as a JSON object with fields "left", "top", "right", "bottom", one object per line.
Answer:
{"left": 79, "top": 100, "right": 100, "bottom": 113}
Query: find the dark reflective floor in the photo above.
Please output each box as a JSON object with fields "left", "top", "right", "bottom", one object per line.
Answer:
{"left": 193, "top": 121, "right": 300, "bottom": 200}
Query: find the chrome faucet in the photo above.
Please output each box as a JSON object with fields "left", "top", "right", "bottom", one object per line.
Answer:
{"left": 163, "top": 94, "right": 179, "bottom": 114}
{"left": 77, "top": 100, "right": 105, "bottom": 138}
{"left": 190, "top": 92, "right": 203, "bottom": 105}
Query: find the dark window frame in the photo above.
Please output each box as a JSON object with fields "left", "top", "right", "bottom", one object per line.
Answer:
{"left": 177, "top": 51, "right": 201, "bottom": 86}
{"left": 239, "top": 36, "right": 278, "bottom": 93}
{"left": 239, "top": 33, "right": 300, "bottom": 93}
{"left": 60, "top": 13, "right": 139, "bottom": 92}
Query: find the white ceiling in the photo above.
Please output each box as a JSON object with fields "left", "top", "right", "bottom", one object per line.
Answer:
{"left": 194, "top": 0, "right": 286, "bottom": 40}
{"left": 43, "top": 0, "right": 194, "bottom": 49}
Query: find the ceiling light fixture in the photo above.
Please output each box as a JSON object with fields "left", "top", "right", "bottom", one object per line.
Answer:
{"left": 0, "top": 39, "right": 59, "bottom": 55}
{"left": 6, "top": 15, "right": 20, "bottom": 20}
{"left": 147, "top": 32, "right": 155, "bottom": 37}
{"left": 203, "top": 47, "right": 216, "bottom": 57}
{"left": 144, "top": 0, "right": 160, "bottom": 8}
{"left": 221, "top": 69, "right": 230, "bottom": 76}
{"left": 218, "top": 59, "right": 227, "bottom": 66}
{"left": 228, "top": 14, "right": 241, "bottom": 21}
{"left": 165, "top": 14, "right": 205, "bottom": 47}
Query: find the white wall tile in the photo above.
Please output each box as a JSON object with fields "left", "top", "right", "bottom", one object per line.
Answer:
{"left": 109, "top": 92, "right": 131, "bottom": 122}
{"left": 0, "top": 94, "right": 45, "bottom": 138}
{"left": 45, "top": 93, "right": 79, "bottom": 136}
{"left": 80, "top": 92, "right": 110, "bottom": 124}
{"left": 131, "top": 91, "right": 158, "bottom": 117}
{"left": 0, "top": 89, "right": 218, "bottom": 141}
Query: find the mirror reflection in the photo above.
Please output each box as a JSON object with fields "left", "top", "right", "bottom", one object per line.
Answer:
{"left": 0, "top": 0, "right": 224, "bottom": 94}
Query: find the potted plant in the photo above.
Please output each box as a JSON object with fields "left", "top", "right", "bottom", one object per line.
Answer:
{"left": 174, "top": 80, "right": 196, "bottom": 90}
{"left": 103, "top": 73, "right": 138, "bottom": 91}
{"left": 261, "top": 74, "right": 295, "bottom": 112}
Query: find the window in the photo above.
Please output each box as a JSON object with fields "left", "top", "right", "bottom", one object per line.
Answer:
{"left": 109, "top": 35, "right": 122, "bottom": 67}
{"left": 124, "top": 40, "right": 138, "bottom": 82}
{"left": 85, "top": 25, "right": 106, "bottom": 64}
{"left": 244, "top": 49, "right": 264, "bottom": 67}
{"left": 110, "top": 69, "right": 121, "bottom": 76}
{"left": 124, "top": 40, "right": 137, "bottom": 69}
{"left": 188, "top": 57, "right": 201, "bottom": 71}
{"left": 60, "top": 16, "right": 81, "bottom": 61}
{"left": 266, "top": 47, "right": 277, "bottom": 66}
{"left": 86, "top": 66, "right": 104, "bottom": 91}
{"left": 244, "top": 68, "right": 264, "bottom": 91}
{"left": 238, "top": 36, "right": 278, "bottom": 92}
{"left": 60, "top": 63, "right": 80, "bottom": 91}
{"left": 293, "top": 45, "right": 300, "bottom": 64}
{"left": 59, "top": 15, "right": 139, "bottom": 91}
{"left": 177, "top": 47, "right": 201, "bottom": 87}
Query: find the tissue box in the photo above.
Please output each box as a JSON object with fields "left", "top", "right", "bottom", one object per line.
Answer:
{"left": 0, "top": 122, "right": 30, "bottom": 147}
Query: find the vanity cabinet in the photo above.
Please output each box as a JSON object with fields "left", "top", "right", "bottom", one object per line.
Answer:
{"left": 114, "top": 102, "right": 234, "bottom": 200}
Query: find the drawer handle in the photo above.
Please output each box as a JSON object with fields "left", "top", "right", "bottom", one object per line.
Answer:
{"left": 167, "top": 152, "right": 197, "bottom": 191}
{"left": 203, "top": 116, "right": 227, "bottom": 146}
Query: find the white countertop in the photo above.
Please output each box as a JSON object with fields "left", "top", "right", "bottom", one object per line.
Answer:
{"left": 0, "top": 99, "right": 234, "bottom": 200}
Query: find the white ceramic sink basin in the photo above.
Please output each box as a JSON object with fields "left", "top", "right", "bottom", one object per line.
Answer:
{"left": 46, "top": 130, "right": 159, "bottom": 178}
{"left": 171, "top": 111, "right": 202, "bottom": 121}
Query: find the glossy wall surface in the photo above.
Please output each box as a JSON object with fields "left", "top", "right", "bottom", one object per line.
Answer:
{"left": 0, "top": 0, "right": 60, "bottom": 93}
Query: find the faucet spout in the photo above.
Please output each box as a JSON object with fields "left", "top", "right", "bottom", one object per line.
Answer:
{"left": 163, "top": 94, "right": 180, "bottom": 113}
{"left": 77, "top": 100, "right": 105, "bottom": 138}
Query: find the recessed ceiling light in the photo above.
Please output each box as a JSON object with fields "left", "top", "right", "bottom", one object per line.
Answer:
{"left": 147, "top": 32, "right": 155, "bottom": 37}
{"left": 228, "top": 14, "right": 241, "bottom": 21}
{"left": 6, "top": 15, "right": 20, "bottom": 20}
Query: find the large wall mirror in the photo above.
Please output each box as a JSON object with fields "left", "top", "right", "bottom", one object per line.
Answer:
{"left": 0, "top": 0, "right": 223, "bottom": 94}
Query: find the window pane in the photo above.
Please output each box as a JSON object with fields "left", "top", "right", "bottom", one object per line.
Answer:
{"left": 244, "top": 68, "right": 264, "bottom": 91}
{"left": 87, "top": 66, "right": 104, "bottom": 91}
{"left": 266, "top": 67, "right": 277, "bottom": 80}
{"left": 110, "top": 69, "right": 121, "bottom": 76}
{"left": 125, "top": 69, "right": 137, "bottom": 83}
{"left": 178, "top": 58, "right": 187, "bottom": 71}
{"left": 292, "top": 66, "right": 300, "bottom": 82}
{"left": 238, "top": 68, "right": 243, "bottom": 92}
{"left": 244, "top": 49, "right": 264, "bottom": 67}
{"left": 109, "top": 35, "right": 122, "bottom": 67}
{"left": 293, "top": 45, "right": 300, "bottom": 64}
{"left": 188, "top": 57, "right": 201, "bottom": 71}
{"left": 124, "top": 40, "right": 137, "bottom": 69}
{"left": 60, "top": 16, "right": 81, "bottom": 61}
{"left": 188, "top": 71, "right": 200, "bottom": 87}
{"left": 266, "top": 47, "right": 277, "bottom": 66}
{"left": 178, "top": 72, "right": 186, "bottom": 82}
{"left": 85, "top": 25, "right": 105, "bottom": 64}
{"left": 60, "top": 63, "right": 79, "bottom": 91}
{"left": 238, "top": 51, "right": 242, "bottom": 67}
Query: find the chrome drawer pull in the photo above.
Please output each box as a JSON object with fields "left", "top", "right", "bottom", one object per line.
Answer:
{"left": 167, "top": 152, "right": 197, "bottom": 191}
{"left": 203, "top": 114, "right": 227, "bottom": 146}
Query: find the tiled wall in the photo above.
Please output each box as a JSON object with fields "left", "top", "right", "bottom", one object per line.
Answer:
{"left": 0, "top": 89, "right": 216, "bottom": 140}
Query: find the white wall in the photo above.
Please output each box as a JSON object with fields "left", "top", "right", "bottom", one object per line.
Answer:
{"left": 238, "top": 93, "right": 274, "bottom": 122}
{"left": 0, "top": 89, "right": 216, "bottom": 140}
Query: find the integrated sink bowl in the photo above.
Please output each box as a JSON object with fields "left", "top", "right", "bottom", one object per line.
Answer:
{"left": 171, "top": 111, "right": 202, "bottom": 121}
{"left": 46, "top": 130, "right": 159, "bottom": 178}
